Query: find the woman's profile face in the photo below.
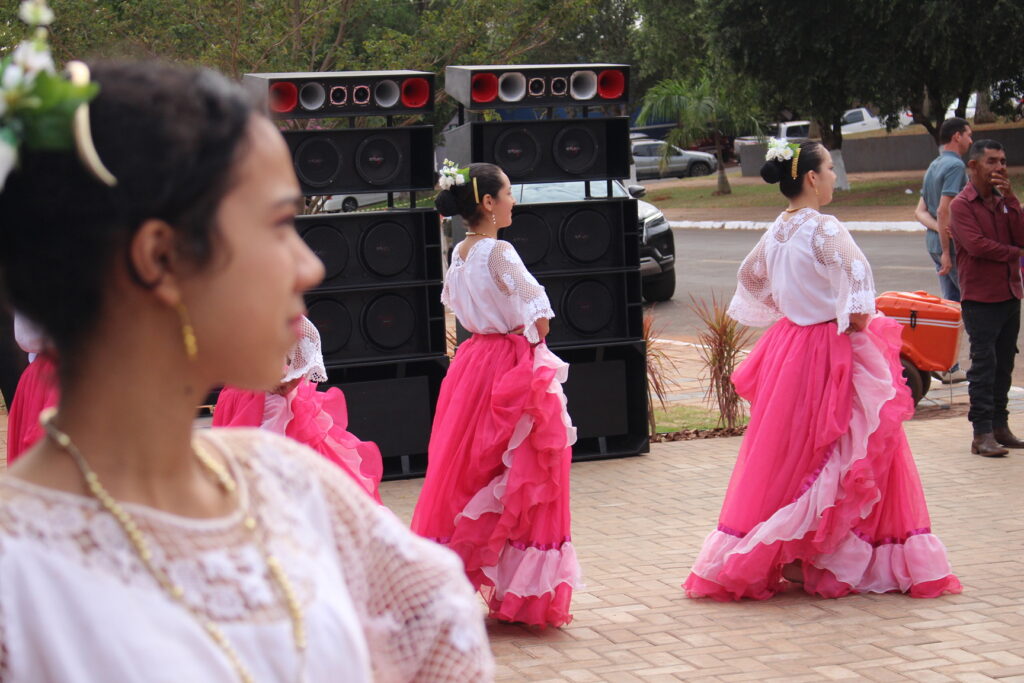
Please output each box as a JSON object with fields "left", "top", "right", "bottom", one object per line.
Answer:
{"left": 184, "top": 115, "right": 324, "bottom": 391}
{"left": 490, "top": 171, "right": 516, "bottom": 229}
{"left": 814, "top": 148, "right": 838, "bottom": 206}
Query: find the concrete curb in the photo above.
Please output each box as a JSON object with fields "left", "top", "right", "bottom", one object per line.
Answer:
{"left": 670, "top": 220, "right": 925, "bottom": 232}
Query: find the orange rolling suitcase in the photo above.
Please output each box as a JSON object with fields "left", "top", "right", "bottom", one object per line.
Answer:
{"left": 875, "top": 290, "right": 962, "bottom": 405}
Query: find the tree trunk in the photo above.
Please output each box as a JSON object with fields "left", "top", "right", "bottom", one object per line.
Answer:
{"left": 817, "top": 119, "right": 850, "bottom": 191}
{"left": 713, "top": 130, "right": 731, "bottom": 195}
{"left": 954, "top": 85, "right": 972, "bottom": 119}
{"left": 975, "top": 89, "right": 997, "bottom": 124}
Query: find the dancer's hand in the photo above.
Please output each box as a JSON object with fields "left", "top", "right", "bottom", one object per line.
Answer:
{"left": 534, "top": 317, "right": 550, "bottom": 340}
{"left": 845, "top": 313, "right": 870, "bottom": 334}
{"left": 271, "top": 376, "right": 303, "bottom": 396}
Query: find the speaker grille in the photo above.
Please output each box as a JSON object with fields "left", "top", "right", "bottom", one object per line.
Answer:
{"left": 360, "top": 221, "right": 414, "bottom": 277}
{"left": 561, "top": 208, "right": 612, "bottom": 264}
{"left": 493, "top": 127, "right": 541, "bottom": 177}
{"left": 553, "top": 125, "right": 600, "bottom": 175}
{"left": 303, "top": 223, "right": 350, "bottom": 280}
{"left": 562, "top": 280, "right": 616, "bottom": 335}
{"left": 364, "top": 294, "right": 416, "bottom": 349}
{"left": 309, "top": 299, "right": 353, "bottom": 354}
{"left": 355, "top": 135, "right": 403, "bottom": 186}
{"left": 294, "top": 138, "right": 342, "bottom": 188}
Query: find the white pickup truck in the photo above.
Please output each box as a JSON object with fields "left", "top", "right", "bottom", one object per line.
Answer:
{"left": 841, "top": 107, "right": 884, "bottom": 134}
{"left": 733, "top": 120, "right": 811, "bottom": 158}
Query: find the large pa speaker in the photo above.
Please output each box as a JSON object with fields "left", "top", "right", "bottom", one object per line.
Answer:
{"left": 502, "top": 198, "right": 639, "bottom": 274}
{"left": 445, "top": 118, "right": 630, "bottom": 183}
{"left": 297, "top": 209, "right": 442, "bottom": 289}
{"left": 560, "top": 341, "right": 649, "bottom": 461}
{"left": 305, "top": 283, "right": 446, "bottom": 367}
{"left": 244, "top": 70, "right": 435, "bottom": 119}
{"left": 445, "top": 64, "right": 629, "bottom": 110}
{"left": 324, "top": 354, "right": 449, "bottom": 479}
{"left": 540, "top": 270, "right": 643, "bottom": 347}
{"left": 283, "top": 126, "right": 435, "bottom": 196}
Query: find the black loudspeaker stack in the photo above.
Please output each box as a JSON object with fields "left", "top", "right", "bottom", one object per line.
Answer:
{"left": 244, "top": 71, "right": 444, "bottom": 479}
{"left": 445, "top": 64, "right": 649, "bottom": 461}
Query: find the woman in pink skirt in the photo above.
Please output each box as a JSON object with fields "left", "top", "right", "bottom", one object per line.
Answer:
{"left": 684, "top": 140, "right": 962, "bottom": 601}
{"left": 411, "top": 161, "right": 581, "bottom": 627}
{"left": 213, "top": 316, "right": 383, "bottom": 502}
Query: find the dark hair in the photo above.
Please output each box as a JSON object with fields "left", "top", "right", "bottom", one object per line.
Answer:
{"left": 939, "top": 117, "right": 970, "bottom": 144}
{"left": 434, "top": 163, "right": 505, "bottom": 223}
{"left": 759, "top": 141, "right": 827, "bottom": 198}
{"left": 968, "top": 138, "right": 1003, "bottom": 161}
{"left": 0, "top": 61, "right": 254, "bottom": 374}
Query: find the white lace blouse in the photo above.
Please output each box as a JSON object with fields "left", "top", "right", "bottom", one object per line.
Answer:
{"left": 728, "top": 209, "right": 877, "bottom": 333}
{"left": 0, "top": 429, "right": 493, "bottom": 682}
{"left": 442, "top": 239, "right": 555, "bottom": 343}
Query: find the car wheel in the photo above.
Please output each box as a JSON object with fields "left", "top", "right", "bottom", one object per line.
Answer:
{"left": 688, "top": 161, "right": 712, "bottom": 177}
{"left": 900, "top": 357, "right": 926, "bottom": 406}
{"left": 642, "top": 268, "right": 676, "bottom": 302}
{"left": 341, "top": 197, "right": 359, "bottom": 212}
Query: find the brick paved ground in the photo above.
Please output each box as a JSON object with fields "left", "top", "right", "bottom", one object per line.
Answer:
{"left": 3, "top": 342, "right": 1023, "bottom": 681}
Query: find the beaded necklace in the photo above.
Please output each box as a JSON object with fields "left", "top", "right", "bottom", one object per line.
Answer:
{"left": 39, "top": 408, "right": 307, "bottom": 683}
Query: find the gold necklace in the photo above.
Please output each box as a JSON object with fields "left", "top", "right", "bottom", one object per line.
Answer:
{"left": 39, "top": 409, "right": 307, "bottom": 683}
{"left": 464, "top": 231, "right": 494, "bottom": 238}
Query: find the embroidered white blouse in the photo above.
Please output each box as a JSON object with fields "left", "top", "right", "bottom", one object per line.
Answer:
{"left": 442, "top": 239, "right": 555, "bottom": 343}
{"left": 728, "top": 208, "right": 877, "bottom": 333}
{"left": 0, "top": 429, "right": 494, "bottom": 682}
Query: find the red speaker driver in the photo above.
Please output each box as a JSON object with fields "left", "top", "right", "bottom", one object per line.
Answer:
{"left": 401, "top": 77, "right": 431, "bottom": 108}
{"left": 269, "top": 81, "right": 299, "bottom": 113}
{"left": 597, "top": 69, "right": 626, "bottom": 99}
{"left": 471, "top": 72, "right": 499, "bottom": 103}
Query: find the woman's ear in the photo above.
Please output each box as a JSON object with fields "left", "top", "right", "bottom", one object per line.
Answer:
{"left": 128, "top": 218, "right": 185, "bottom": 306}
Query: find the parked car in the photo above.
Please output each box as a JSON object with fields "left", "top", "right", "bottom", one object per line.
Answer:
{"left": 732, "top": 120, "right": 811, "bottom": 158}
{"left": 631, "top": 139, "right": 717, "bottom": 180}
{"left": 322, "top": 192, "right": 389, "bottom": 213}
{"left": 512, "top": 179, "right": 676, "bottom": 302}
{"left": 841, "top": 107, "right": 885, "bottom": 135}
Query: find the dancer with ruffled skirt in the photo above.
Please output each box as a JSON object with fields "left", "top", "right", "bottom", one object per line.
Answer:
{"left": 411, "top": 161, "right": 581, "bottom": 627}
{"left": 213, "top": 316, "right": 383, "bottom": 502}
{"left": 684, "top": 140, "right": 962, "bottom": 601}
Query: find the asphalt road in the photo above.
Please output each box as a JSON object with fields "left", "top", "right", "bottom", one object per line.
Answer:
{"left": 650, "top": 227, "right": 1024, "bottom": 385}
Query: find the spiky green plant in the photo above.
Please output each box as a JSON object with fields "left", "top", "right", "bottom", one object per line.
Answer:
{"left": 642, "top": 309, "right": 680, "bottom": 436}
{"left": 689, "top": 294, "right": 755, "bottom": 429}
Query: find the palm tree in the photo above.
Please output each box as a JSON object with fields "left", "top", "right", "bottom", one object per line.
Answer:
{"left": 637, "top": 75, "right": 759, "bottom": 196}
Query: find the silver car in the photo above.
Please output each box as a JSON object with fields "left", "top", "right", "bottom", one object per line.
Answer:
{"left": 632, "top": 139, "right": 717, "bottom": 179}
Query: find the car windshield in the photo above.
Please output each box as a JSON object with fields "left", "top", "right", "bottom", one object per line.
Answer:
{"left": 512, "top": 180, "right": 630, "bottom": 204}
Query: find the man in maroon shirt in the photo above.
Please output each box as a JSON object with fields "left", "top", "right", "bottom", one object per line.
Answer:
{"left": 950, "top": 140, "right": 1024, "bottom": 457}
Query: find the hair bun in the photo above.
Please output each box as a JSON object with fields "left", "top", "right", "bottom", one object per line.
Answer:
{"left": 760, "top": 160, "right": 783, "bottom": 184}
{"left": 434, "top": 189, "right": 460, "bottom": 217}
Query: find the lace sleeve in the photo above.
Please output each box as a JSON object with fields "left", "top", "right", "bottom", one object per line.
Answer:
{"left": 811, "top": 216, "right": 876, "bottom": 333}
{"left": 727, "top": 231, "right": 782, "bottom": 327}
{"left": 292, "top": 446, "right": 493, "bottom": 682}
{"left": 281, "top": 316, "right": 327, "bottom": 383}
{"left": 487, "top": 240, "right": 555, "bottom": 343}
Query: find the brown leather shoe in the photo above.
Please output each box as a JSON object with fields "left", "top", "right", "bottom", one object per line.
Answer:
{"left": 972, "top": 432, "right": 1009, "bottom": 457}
{"left": 993, "top": 426, "right": 1024, "bottom": 448}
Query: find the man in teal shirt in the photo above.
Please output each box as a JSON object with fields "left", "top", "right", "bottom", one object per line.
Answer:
{"left": 914, "top": 117, "right": 973, "bottom": 382}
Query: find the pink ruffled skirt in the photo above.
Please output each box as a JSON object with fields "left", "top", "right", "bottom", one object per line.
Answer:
{"left": 6, "top": 354, "right": 60, "bottom": 465}
{"left": 214, "top": 381, "right": 383, "bottom": 503}
{"left": 684, "top": 317, "right": 961, "bottom": 601}
{"left": 411, "top": 334, "right": 581, "bottom": 627}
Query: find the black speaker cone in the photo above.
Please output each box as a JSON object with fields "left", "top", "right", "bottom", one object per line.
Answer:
{"left": 561, "top": 209, "right": 611, "bottom": 263}
{"left": 563, "top": 280, "right": 614, "bottom": 335}
{"left": 505, "top": 211, "right": 550, "bottom": 266}
{"left": 493, "top": 127, "right": 541, "bottom": 177}
{"left": 355, "top": 135, "right": 403, "bottom": 186}
{"left": 294, "top": 137, "right": 342, "bottom": 188}
{"left": 308, "top": 299, "right": 353, "bottom": 354}
{"left": 552, "top": 126, "right": 600, "bottom": 175}
{"left": 303, "top": 224, "right": 349, "bottom": 281}
{"left": 363, "top": 294, "right": 416, "bottom": 349}
{"left": 360, "top": 221, "right": 414, "bottom": 277}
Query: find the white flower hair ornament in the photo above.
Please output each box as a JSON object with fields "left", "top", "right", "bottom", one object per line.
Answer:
{"left": 0, "top": 1, "right": 115, "bottom": 192}
{"left": 765, "top": 137, "right": 797, "bottom": 162}
{"left": 437, "top": 158, "right": 468, "bottom": 191}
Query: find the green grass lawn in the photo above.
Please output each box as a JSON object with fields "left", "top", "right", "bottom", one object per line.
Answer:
{"left": 646, "top": 171, "right": 1024, "bottom": 210}
{"left": 652, "top": 403, "right": 750, "bottom": 432}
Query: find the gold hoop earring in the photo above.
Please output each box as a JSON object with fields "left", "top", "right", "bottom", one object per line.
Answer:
{"left": 176, "top": 303, "right": 198, "bottom": 361}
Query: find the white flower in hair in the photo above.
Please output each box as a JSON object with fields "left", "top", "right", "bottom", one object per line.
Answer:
{"left": 765, "top": 137, "right": 794, "bottom": 162}
{"left": 438, "top": 158, "right": 467, "bottom": 191}
{"left": 19, "top": 0, "right": 55, "bottom": 27}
